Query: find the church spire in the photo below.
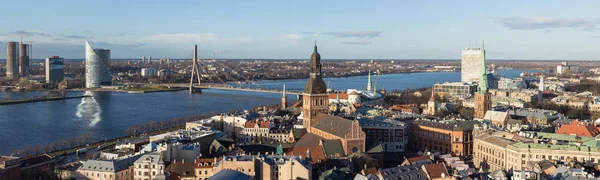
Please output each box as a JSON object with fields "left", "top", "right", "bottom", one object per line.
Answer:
{"left": 478, "top": 39, "right": 488, "bottom": 93}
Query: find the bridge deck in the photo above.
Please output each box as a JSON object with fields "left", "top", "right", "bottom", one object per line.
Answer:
{"left": 165, "top": 84, "right": 302, "bottom": 95}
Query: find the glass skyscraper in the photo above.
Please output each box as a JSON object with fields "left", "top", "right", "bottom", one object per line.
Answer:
{"left": 85, "top": 40, "right": 111, "bottom": 88}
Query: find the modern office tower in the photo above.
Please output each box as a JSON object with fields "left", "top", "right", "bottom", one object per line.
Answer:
{"left": 45, "top": 56, "right": 64, "bottom": 84}
{"left": 85, "top": 40, "right": 112, "bottom": 88}
{"left": 461, "top": 47, "right": 485, "bottom": 83}
{"left": 5, "top": 42, "right": 18, "bottom": 79}
{"left": 19, "top": 44, "right": 29, "bottom": 77}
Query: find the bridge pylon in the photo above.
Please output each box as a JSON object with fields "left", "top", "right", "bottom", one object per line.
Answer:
{"left": 189, "top": 44, "right": 202, "bottom": 93}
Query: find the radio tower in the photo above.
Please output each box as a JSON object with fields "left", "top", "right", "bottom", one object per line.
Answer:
{"left": 189, "top": 45, "right": 202, "bottom": 93}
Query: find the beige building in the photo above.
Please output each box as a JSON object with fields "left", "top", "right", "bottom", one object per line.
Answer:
{"left": 474, "top": 131, "right": 600, "bottom": 172}
{"left": 77, "top": 155, "right": 141, "bottom": 180}
{"left": 195, "top": 158, "right": 219, "bottom": 180}
{"left": 133, "top": 152, "right": 165, "bottom": 179}
{"left": 213, "top": 155, "right": 311, "bottom": 180}
{"left": 239, "top": 120, "right": 271, "bottom": 144}
{"left": 489, "top": 89, "right": 541, "bottom": 104}
{"left": 482, "top": 111, "right": 509, "bottom": 127}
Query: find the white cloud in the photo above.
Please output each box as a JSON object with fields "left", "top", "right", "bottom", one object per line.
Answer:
{"left": 142, "top": 33, "right": 252, "bottom": 45}
{"left": 280, "top": 34, "right": 301, "bottom": 41}
{"left": 491, "top": 17, "right": 598, "bottom": 31}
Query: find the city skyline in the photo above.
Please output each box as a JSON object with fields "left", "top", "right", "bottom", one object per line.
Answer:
{"left": 0, "top": 0, "right": 599, "bottom": 60}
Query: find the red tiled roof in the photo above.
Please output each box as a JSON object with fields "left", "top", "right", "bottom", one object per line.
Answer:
{"left": 289, "top": 145, "right": 326, "bottom": 164}
{"left": 556, "top": 120, "right": 600, "bottom": 137}
{"left": 244, "top": 119, "right": 270, "bottom": 128}
{"left": 195, "top": 158, "right": 221, "bottom": 168}
{"left": 328, "top": 93, "right": 349, "bottom": 100}
{"left": 423, "top": 163, "right": 449, "bottom": 179}
{"left": 407, "top": 155, "right": 431, "bottom": 164}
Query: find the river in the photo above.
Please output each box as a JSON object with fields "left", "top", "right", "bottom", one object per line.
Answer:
{"left": 0, "top": 69, "right": 531, "bottom": 154}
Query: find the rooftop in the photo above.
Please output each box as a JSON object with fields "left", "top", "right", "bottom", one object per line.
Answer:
{"left": 413, "top": 119, "right": 480, "bottom": 131}
{"left": 312, "top": 113, "right": 355, "bottom": 138}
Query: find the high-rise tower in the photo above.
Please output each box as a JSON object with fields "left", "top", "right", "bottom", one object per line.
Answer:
{"left": 474, "top": 40, "right": 491, "bottom": 119}
{"left": 302, "top": 41, "right": 329, "bottom": 133}
{"left": 5, "top": 42, "right": 18, "bottom": 79}
{"left": 19, "top": 44, "right": 29, "bottom": 77}
{"left": 85, "top": 40, "right": 112, "bottom": 88}
{"left": 366, "top": 70, "right": 372, "bottom": 91}
{"left": 461, "top": 46, "right": 485, "bottom": 83}
{"left": 281, "top": 84, "right": 287, "bottom": 109}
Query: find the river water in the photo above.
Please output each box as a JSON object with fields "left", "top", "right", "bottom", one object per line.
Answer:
{"left": 0, "top": 70, "right": 529, "bottom": 154}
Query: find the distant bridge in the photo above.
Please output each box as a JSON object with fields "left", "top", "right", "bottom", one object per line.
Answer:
{"left": 163, "top": 83, "right": 302, "bottom": 95}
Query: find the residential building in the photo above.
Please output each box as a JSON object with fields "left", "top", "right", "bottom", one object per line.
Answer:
{"left": 490, "top": 89, "right": 541, "bottom": 104}
{"left": 422, "top": 163, "right": 451, "bottom": 180}
{"left": 212, "top": 155, "right": 311, "bottom": 180}
{"left": 473, "top": 130, "right": 600, "bottom": 172}
{"left": 1, "top": 154, "right": 56, "bottom": 180}
{"left": 379, "top": 164, "right": 427, "bottom": 180}
{"left": 482, "top": 111, "right": 510, "bottom": 127}
{"left": 141, "top": 68, "right": 158, "bottom": 77}
{"left": 5, "top": 42, "right": 18, "bottom": 79}
{"left": 348, "top": 91, "right": 361, "bottom": 104}
{"left": 208, "top": 169, "right": 251, "bottom": 180}
{"left": 389, "top": 104, "right": 419, "bottom": 114}
{"left": 0, "top": 156, "right": 21, "bottom": 180}
{"left": 133, "top": 152, "right": 165, "bottom": 179}
{"left": 85, "top": 40, "right": 112, "bottom": 88}
{"left": 239, "top": 120, "right": 271, "bottom": 144}
{"left": 165, "top": 159, "right": 195, "bottom": 180}
{"left": 411, "top": 119, "right": 479, "bottom": 157}
{"left": 76, "top": 154, "right": 141, "bottom": 180}
{"left": 497, "top": 77, "right": 526, "bottom": 90}
{"left": 328, "top": 93, "right": 349, "bottom": 104}
{"left": 555, "top": 120, "right": 600, "bottom": 137}
{"left": 195, "top": 158, "right": 218, "bottom": 179}
{"left": 508, "top": 108, "right": 562, "bottom": 126}
{"left": 18, "top": 44, "right": 29, "bottom": 77}
{"left": 45, "top": 56, "right": 64, "bottom": 84}
{"left": 268, "top": 129, "right": 292, "bottom": 143}
{"left": 556, "top": 62, "right": 581, "bottom": 75}
{"left": 359, "top": 118, "right": 408, "bottom": 152}
{"left": 164, "top": 142, "right": 201, "bottom": 162}
{"left": 400, "top": 155, "right": 433, "bottom": 166}
{"left": 156, "top": 69, "right": 173, "bottom": 77}
{"left": 433, "top": 82, "right": 476, "bottom": 99}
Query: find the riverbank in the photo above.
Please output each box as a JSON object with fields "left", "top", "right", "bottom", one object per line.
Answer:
{"left": 69, "top": 87, "right": 187, "bottom": 93}
{"left": 0, "top": 95, "right": 91, "bottom": 105}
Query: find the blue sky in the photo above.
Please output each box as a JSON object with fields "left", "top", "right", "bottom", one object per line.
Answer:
{"left": 0, "top": 0, "right": 599, "bottom": 60}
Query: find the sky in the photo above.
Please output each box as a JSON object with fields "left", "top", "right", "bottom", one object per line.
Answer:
{"left": 0, "top": 0, "right": 599, "bottom": 60}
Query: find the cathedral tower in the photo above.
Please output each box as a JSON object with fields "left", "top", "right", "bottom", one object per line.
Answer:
{"left": 302, "top": 41, "right": 329, "bottom": 133}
